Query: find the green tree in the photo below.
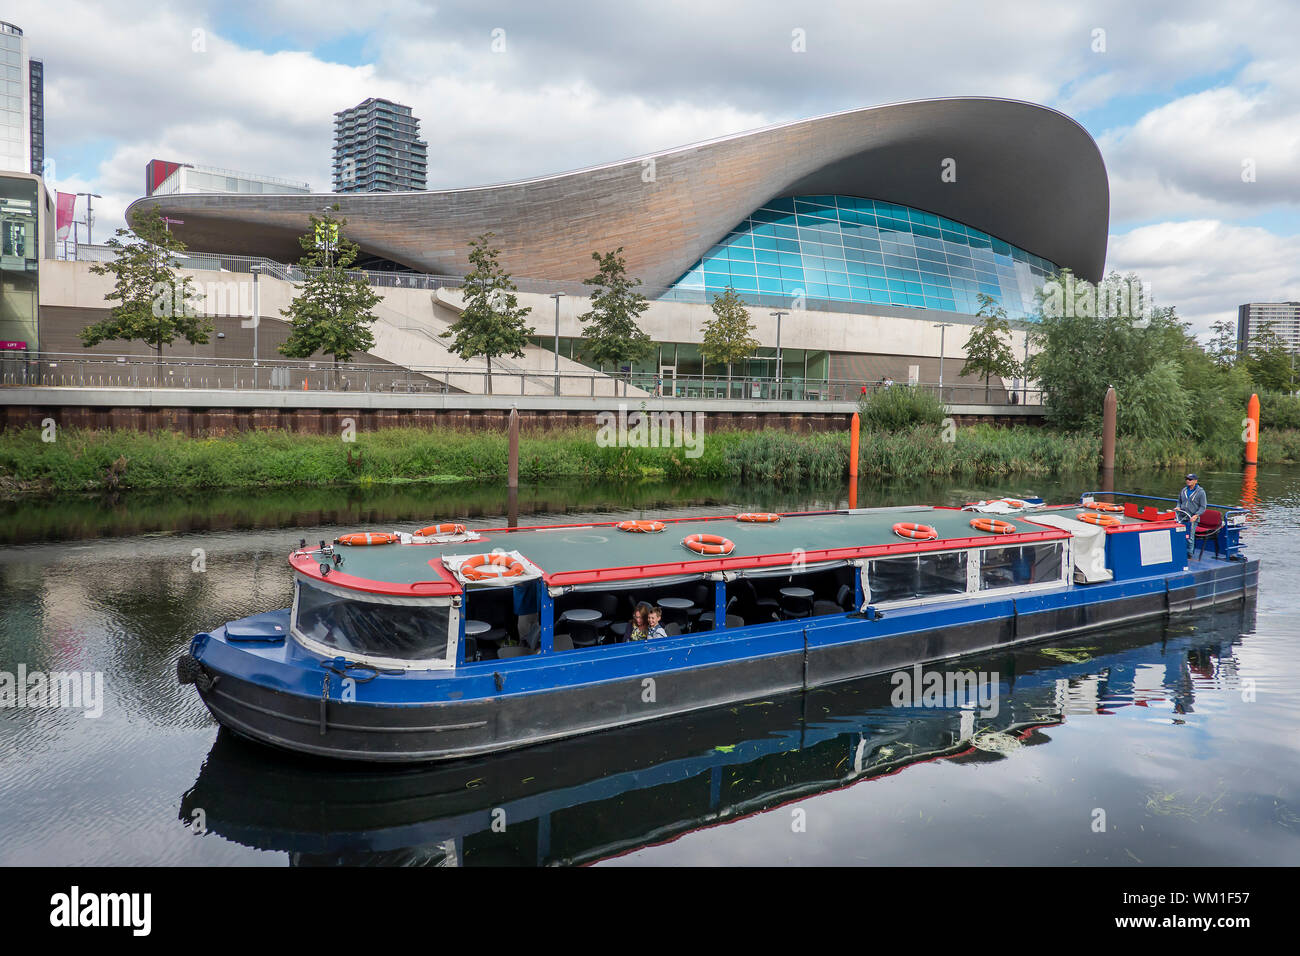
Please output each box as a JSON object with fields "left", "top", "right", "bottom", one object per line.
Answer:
{"left": 1246, "top": 320, "right": 1295, "bottom": 393}
{"left": 960, "top": 294, "right": 1022, "bottom": 402}
{"left": 700, "top": 286, "right": 759, "bottom": 398}
{"left": 81, "top": 205, "right": 210, "bottom": 377}
{"left": 278, "top": 207, "right": 382, "bottom": 387}
{"left": 1029, "top": 269, "right": 1245, "bottom": 443}
{"left": 1207, "top": 318, "right": 1240, "bottom": 370}
{"left": 578, "top": 247, "right": 653, "bottom": 394}
{"left": 440, "top": 232, "right": 534, "bottom": 395}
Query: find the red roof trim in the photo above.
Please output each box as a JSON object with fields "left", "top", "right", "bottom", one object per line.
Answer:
{"left": 288, "top": 550, "right": 462, "bottom": 598}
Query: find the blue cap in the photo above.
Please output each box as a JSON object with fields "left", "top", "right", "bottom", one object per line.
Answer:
{"left": 1186, "top": 473, "right": 1198, "bottom": 480}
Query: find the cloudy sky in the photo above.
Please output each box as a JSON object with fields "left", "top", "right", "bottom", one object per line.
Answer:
{"left": 16, "top": 0, "right": 1300, "bottom": 336}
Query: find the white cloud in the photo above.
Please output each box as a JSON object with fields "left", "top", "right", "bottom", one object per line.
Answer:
{"left": 12, "top": 0, "right": 1300, "bottom": 337}
{"left": 1108, "top": 220, "right": 1300, "bottom": 337}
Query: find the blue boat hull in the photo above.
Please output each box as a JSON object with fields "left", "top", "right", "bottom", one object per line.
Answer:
{"left": 181, "top": 555, "right": 1259, "bottom": 763}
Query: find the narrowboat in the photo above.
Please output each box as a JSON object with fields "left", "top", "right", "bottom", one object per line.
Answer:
{"left": 177, "top": 492, "right": 1257, "bottom": 763}
{"left": 180, "top": 601, "right": 1255, "bottom": 865}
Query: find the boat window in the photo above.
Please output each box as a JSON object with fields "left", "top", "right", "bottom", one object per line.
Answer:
{"left": 294, "top": 580, "right": 451, "bottom": 663}
{"left": 725, "top": 565, "right": 857, "bottom": 624}
{"left": 867, "top": 551, "right": 968, "bottom": 603}
{"left": 979, "top": 543, "right": 1063, "bottom": 590}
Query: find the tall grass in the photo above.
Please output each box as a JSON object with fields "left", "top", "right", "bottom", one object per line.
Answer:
{"left": 2, "top": 422, "right": 1297, "bottom": 496}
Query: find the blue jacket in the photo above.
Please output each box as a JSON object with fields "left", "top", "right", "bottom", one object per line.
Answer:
{"left": 1178, "top": 484, "right": 1207, "bottom": 518}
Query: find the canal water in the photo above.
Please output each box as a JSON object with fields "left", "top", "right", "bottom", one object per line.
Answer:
{"left": 0, "top": 469, "right": 1296, "bottom": 866}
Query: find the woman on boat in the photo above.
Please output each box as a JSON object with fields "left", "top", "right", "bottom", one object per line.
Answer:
{"left": 628, "top": 603, "right": 652, "bottom": 641}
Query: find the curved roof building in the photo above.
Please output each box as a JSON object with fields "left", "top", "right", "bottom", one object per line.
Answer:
{"left": 130, "top": 97, "right": 1108, "bottom": 320}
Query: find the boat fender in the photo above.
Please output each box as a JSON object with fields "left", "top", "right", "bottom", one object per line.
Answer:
{"left": 176, "top": 652, "right": 212, "bottom": 691}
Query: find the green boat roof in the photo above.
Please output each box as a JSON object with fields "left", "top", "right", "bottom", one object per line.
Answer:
{"left": 288, "top": 505, "right": 1116, "bottom": 597}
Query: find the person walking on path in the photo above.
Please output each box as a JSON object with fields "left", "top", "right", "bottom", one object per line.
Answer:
{"left": 1177, "top": 473, "right": 1208, "bottom": 558}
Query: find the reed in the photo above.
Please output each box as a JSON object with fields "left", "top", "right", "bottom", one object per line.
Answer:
{"left": 1, "top": 423, "right": 1297, "bottom": 496}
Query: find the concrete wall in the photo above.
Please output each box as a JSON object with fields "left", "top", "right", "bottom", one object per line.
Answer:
{"left": 0, "top": 386, "right": 1045, "bottom": 436}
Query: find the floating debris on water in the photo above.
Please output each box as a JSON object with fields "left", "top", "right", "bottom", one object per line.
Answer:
{"left": 1039, "top": 647, "right": 1099, "bottom": 664}
{"left": 970, "top": 730, "right": 1023, "bottom": 754}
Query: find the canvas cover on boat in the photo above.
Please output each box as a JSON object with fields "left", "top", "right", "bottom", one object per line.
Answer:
{"left": 1022, "top": 515, "right": 1111, "bottom": 582}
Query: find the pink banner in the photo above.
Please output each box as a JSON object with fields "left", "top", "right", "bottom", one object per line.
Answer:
{"left": 56, "top": 192, "right": 77, "bottom": 241}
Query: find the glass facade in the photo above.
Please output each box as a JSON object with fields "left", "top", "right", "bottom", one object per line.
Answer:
{"left": 0, "top": 174, "right": 38, "bottom": 349}
{"left": 666, "top": 196, "right": 1057, "bottom": 319}
{"left": 535, "top": 335, "right": 830, "bottom": 392}
{"left": 0, "top": 23, "right": 28, "bottom": 174}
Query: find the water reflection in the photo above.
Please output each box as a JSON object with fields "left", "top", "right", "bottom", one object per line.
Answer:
{"left": 180, "top": 601, "right": 1256, "bottom": 866}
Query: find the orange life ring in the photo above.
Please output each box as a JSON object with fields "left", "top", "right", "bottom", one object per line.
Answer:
{"left": 335, "top": 532, "right": 397, "bottom": 546}
{"left": 617, "top": 520, "right": 665, "bottom": 533}
{"left": 736, "top": 513, "right": 781, "bottom": 523}
{"left": 417, "top": 523, "right": 467, "bottom": 536}
{"left": 892, "top": 522, "right": 938, "bottom": 540}
{"left": 1076, "top": 512, "right": 1121, "bottom": 527}
{"left": 683, "top": 533, "right": 735, "bottom": 555}
{"left": 1082, "top": 501, "right": 1123, "bottom": 513}
{"left": 970, "top": 517, "right": 1017, "bottom": 534}
{"left": 460, "top": 553, "right": 527, "bottom": 581}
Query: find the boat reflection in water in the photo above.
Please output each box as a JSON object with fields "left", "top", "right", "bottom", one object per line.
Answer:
{"left": 181, "top": 601, "right": 1255, "bottom": 866}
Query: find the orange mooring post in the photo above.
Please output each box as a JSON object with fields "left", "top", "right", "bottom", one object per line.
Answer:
{"left": 1245, "top": 393, "right": 1260, "bottom": 465}
{"left": 848, "top": 412, "right": 860, "bottom": 509}
{"left": 302, "top": 377, "right": 308, "bottom": 391}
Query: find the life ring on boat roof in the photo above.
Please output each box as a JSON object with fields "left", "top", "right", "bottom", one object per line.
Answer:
{"left": 417, "top": 523, "right": 467, "bottom": 536}
{"left": 683, "top": 533, "right": 736, "bottom": 555}
{"left": 1076, "top": 512, "right": 1121, "bottom": 527}
{"left": 1082, "top": 501, "right": 1123, "bottom": 513}
{"left": 617, "top": 519, "right": 665, "bottom": 533}
{"left": 970, "top": 517, "right": 1017, "bottom": 534}
{"left": 736, "top": 512, "right": 781, "bottom": 523}
{"left": 460, "top": 553, "right": 527, "bottom": 581}
{"left": 892, "top": 522, "right": 938, "bottom": 540}
{"left": 335, "top": 532, "right": 398, "bottom": 546}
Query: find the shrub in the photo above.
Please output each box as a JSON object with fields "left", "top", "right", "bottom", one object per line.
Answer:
{"left": 858, "top": 385, "right": 947, "bottom": 432}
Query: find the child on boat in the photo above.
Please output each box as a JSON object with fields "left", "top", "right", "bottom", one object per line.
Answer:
{"left": 647, "top": 607, "right": 669, "bottom": 640}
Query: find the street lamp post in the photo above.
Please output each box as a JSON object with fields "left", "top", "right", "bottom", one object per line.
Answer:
{"left": 933, "top": 322, "right": 954, "bottom": 400}
{"left": 550, "top": 293, "right": 564, "bottom": 396}
{"left": 1023, "top": 332, "right": 1030, "bottom": 404}
{"left": 251, "top": 264, "right": 264, "bottom": 379}
{"left": 770, "top": 310, "right": 787, "bottom": 398}
{"left": 77, "top": 193, "right": 102, "bottom": 244}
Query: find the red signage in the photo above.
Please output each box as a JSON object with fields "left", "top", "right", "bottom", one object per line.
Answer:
{"left": 0, "top": 341, "right": 29, "bottom": 350}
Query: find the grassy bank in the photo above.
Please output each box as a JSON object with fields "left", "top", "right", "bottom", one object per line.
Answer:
{"left": 2, "top": 424, "right": 1298, "bottom": 496}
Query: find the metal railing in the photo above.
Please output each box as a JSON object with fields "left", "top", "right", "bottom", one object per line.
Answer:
{"left": 0, "top": 351, "right": 1044, "bottom": 405}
